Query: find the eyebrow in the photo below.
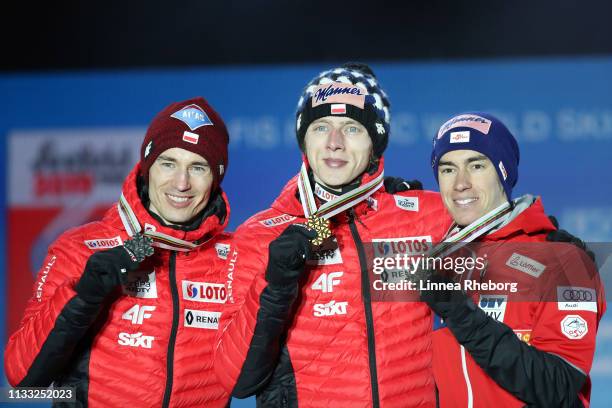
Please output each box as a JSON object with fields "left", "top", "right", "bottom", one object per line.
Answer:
{"left": 157, "top": 155, "right": 209, "bottom": 166}
{"left": 439, "top": 154, "right": 488, "bottom": 167}
{"left": 312, "top": 119, "right": 359, "bottom": 126}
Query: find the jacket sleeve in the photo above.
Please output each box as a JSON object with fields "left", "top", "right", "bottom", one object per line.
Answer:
{"left": 214, "top": 224, "right": 300, "bottom": 398}
{"left": 4, "top": 239, "right": 104, "bottom": 386}
{"left": 445, "top": 244, "right": 603, "bottom": 407}
{"left": 446, "top": 301, "right": 587, "bottom": 407}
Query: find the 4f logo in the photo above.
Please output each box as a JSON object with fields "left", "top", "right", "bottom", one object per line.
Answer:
{"left": 311, "top": 272, "right": 343, "bottom": 293}
{"left": 122, "top": 304, "right": 156, "bottom": 324}
{"left": 376, "top": 123, "right": 386, "bottom": 134}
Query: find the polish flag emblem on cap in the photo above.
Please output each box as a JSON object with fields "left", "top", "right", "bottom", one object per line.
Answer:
{"left": 331, "top": 104, "right": 347, "bottom": 115}
{"left": 183, "top": 131, "right": 199, "bottom": 144}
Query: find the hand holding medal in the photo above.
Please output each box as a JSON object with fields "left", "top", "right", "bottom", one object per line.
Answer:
{"left": 306, "top": 215, "right": 332, "bottom": 246}
{"left": 297, "top": 162, "right": 384, "bottom": 248}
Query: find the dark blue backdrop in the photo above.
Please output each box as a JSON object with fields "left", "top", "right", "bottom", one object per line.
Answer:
{"left": 1, "top": 58, "right": 611, "bottom": 406}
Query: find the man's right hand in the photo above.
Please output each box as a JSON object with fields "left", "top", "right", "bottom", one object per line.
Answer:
{"left": 265, "top": 224, "right": 318, "bottom": 287}
{"left": 75, "top": 235, "right": 153, "bottom": 304}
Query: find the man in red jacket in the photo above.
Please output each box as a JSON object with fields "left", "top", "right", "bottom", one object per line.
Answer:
{"left": 215, "top": 63, "right": 451, "bottom": 407}
{"left": 424, "top": 112, "right": 606, "bottom": 407}
{"left": 5, "top": 97, "right": 232, "bottom": 407}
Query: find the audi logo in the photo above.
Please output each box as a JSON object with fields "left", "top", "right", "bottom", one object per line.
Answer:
{"left": 562, "top": 289, "right": 593, "bottom": 301}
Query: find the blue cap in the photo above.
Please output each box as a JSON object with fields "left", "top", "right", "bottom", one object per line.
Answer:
{"left": 431, "top": 112, "right": 520, "bottom": 201}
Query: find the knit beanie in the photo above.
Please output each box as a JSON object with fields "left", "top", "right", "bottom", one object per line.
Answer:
{"left": 140, "top": 97, "right": 229, "bottom": 192}
{"left": 295, "top": 62, "right": 391, "bottom": 158}
{"left": 431, "top": 112, "right": 520, "bottom": 201}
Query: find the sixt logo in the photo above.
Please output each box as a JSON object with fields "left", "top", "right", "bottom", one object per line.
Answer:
{"left": 313, "top": 300, "right": 348, "bottom": 317}
{"left": 170, "top": 104, "right": 213, "bottom": 130}
{"left": 117, "top": 332, "right": 154, "bottom": 349}
{"left": 182, "top": 281, "right": 227, "bottom": 304}
{"left": 259, "top": 214, "right": 296, "bottom": 227}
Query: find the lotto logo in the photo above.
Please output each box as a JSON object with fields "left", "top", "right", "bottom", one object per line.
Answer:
{"left": 259, "top": 214, "right": 296, "bottom": 227}
{"left": 182, "top": 281, "right": 227, "bottom": 303}
{"left": 118, "top": 332, "right": 155, "bottom": 349}
{"left": 84, "top": 236, "right": 123, "bottom": 250}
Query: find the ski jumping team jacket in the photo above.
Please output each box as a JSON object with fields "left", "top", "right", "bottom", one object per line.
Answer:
{"left": 215, "top": 162, "right": 452, "bottom": 408}
{"left": 5, "top": 164, "right": 232, "bottom": 408}
{"left": 432, "top": 197, "right": 606, "bottom": 408}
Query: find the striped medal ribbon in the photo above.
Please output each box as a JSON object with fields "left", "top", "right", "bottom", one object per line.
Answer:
{"left": 297, "top": 162, "right": 384, "bottom": 245}
{"left": 118, "top": 194, "right": 207, "bottom": 252}
{"left": 429, "top": 201, "right": 513, "bottom": 259}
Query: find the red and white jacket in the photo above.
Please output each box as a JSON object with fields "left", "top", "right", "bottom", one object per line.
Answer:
{"left": 215, "top": 161, "right": 452, "bottom": 407}
{"left": 432, "top": 196, "right": 606, "bottom": 408}
{"left": 5, "top": 164, "right": 232, "bottom": 408}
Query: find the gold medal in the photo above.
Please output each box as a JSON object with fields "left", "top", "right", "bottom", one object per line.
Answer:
{"left": 306, "top": 215, "right": 332, "bottom": 246}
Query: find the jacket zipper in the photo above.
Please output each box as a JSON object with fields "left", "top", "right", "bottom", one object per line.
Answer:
{"left": 348, "top": 209, "right": 381, "bottom": 408}
{"left": 162, "top": 251, "right": 179, "bottom": 408}
{"left": 460, "top": 345, "right": 474, "bottom": 408}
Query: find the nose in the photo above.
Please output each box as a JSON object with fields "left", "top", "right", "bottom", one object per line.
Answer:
{"left": 173, "top": 168, "right": 191, "bottom": 191}
{"left": 327, "top": 127, "right": 345, "bottom": 151}
{"left": 454, "top": 168, "right": 471, "bottom": 192}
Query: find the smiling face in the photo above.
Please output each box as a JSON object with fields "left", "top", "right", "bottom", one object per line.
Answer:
{"left": 304, "top": 116, "right": 373, "bottom": 189}
{"left": 147, "top": 147, "right": 213, "bottom": 225}
{"left": 438, "top": 149, "right": 508, "bottom": 226}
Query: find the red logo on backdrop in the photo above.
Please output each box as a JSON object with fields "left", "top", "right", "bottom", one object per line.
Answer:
{"left": 7, "top": 131, "right": 140, "bottom": 337}
{"left": 36, "top": 173, "right": 93, "bottom": 196}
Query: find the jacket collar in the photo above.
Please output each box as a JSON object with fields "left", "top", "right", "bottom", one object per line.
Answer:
{"left": 485, "top": 195, "right": 555, "bottom": 241}
{"left": 117, "top": 163, "right": 229, "bottom": 251}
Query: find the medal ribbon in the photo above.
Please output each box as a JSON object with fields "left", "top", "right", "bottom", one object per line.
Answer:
{"left": 297, "top": 162, "right": 384, "bottom": 221}
{"left": 118, "top": 194, "right": 208, "bottom": 252}
{"left": 429, "top": 201, "right": 513, "bottom": 258}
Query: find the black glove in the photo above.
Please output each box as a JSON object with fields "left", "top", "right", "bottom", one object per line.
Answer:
{"left": 420, "top": 273, "right": 472, "bottom": 319}
{"left": 265, "top": 224, "right": 318, "bottom": 287}
{"left": 546, "top": 215, "right": 595, "bottom": 262}
{"left": 75, "top": 234, "right": 154, "bottom": 304}
{"left": 383, "top": 176, "right": 423, "bottom": 194}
